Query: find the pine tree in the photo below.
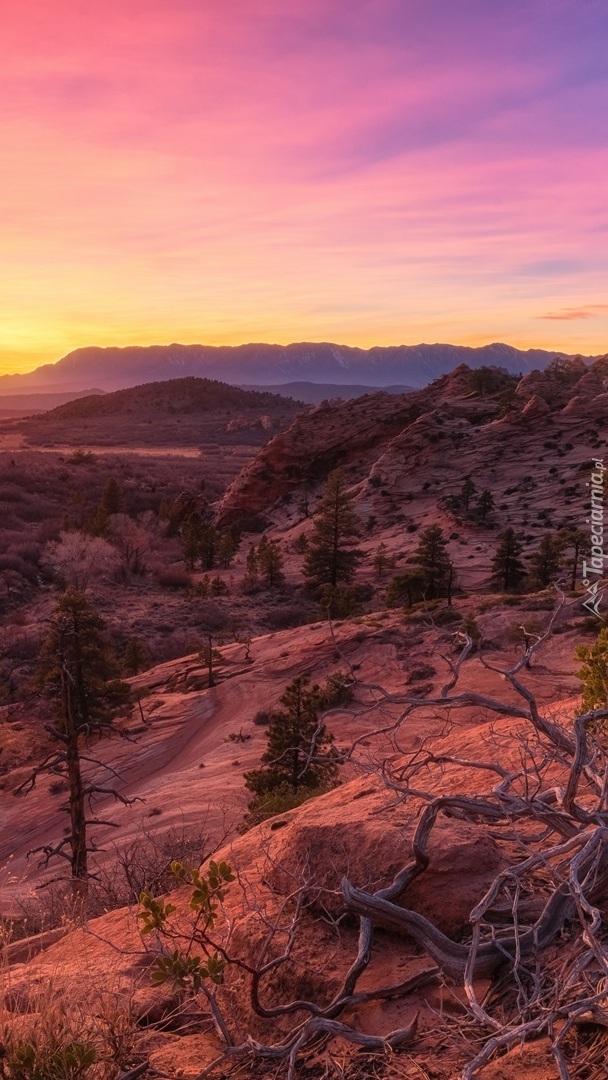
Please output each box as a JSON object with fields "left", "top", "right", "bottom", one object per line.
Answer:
{"left": 373, "top": 542, "right": 391, "bottom": 580}
{"left": 123, "top": 637, "right": 149, "bottom": 676}
{"left": 386, "top": 569, "right": 427, "bottom": 608}
{"left": 182, "top": 519, "right": 201, "bottom": 570}
{"left": 460, "top": 477, "right": 477, "bottom": 512}
{"left": 459, "top": 612, "right": 481, "bottom": 652}
{"left": 101, "top": 477, "right": 126, "bottom": 516}
{"left": 576, "top": 628, "right": 608, "bottom": 710}
{"left": 199, "top": 523, "right": 219, "bottom": 571}
{"left": 476, "top": 490, "right": 495, "bottom": 520}
{"left": 34, "top": 589, "right": 131, "bottom": 892}
{"left": 257, "top": 537, "right": 285, "bottom": 588}
{"left": 303, "top": 470, "right": 363, "bottom": 589}
{"left": 210, "top": 575, "right": 229, "bottom": 596}
{"left": 528, "top": 532, "right": 564, "bottom": 590}
{"left": 246, "top": 543, "right": 259, "bottom": 579}
{"left": 217, "top": 527, "right": 240, "bottom": 569}
{"left": 244, "top": 675, "right": 337, "bottom": 796}
{"left": 558, "top": 528, "right": 587, "bottom": 591}
{"left": 318, "top": 584, "right": 361, "bottom": 619}
{"left": 491, "top": 528, "right": 526, "bottom": 591}
{"left": 198, "top": 635, "right": 224, "bottom": 688}
{"left": 413, "top": 525, "right": 451, "bottom": 600}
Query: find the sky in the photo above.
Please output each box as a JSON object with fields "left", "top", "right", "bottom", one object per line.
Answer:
{"left": 1, "top": 0, "right": 608, "bottom": 375}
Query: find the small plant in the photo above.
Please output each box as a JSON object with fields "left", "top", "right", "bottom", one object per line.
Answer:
{"left": 138, "top": 860, "right": 235, "bottom": 995}
{"left": 576, "top": 627, "right": 608, "bottom": 711}
{"left": 227, "top": 729, "right": 251, "bottom": 743}
{"left": 0, "top": 1037, "right": 97, "bottom": 1080}
{"left": 0, "top": 1002, "right": 106, "bottom": 1080}
{"left": 316, "top": 670, "right": 355, "bottom": 709}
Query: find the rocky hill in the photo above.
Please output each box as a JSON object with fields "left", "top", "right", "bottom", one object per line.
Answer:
{"left": 216, "top": 359, "right": 608, "bottom": 554}
{"left": 0, "top": 340, "right": 596, "bottom": 394}
{"left": 0, "top": 377, "right": 304, "bottom": 448}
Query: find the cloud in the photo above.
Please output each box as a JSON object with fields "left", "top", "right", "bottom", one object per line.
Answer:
{"left": 539, "top": 305, "right": 608, "bottom": 321}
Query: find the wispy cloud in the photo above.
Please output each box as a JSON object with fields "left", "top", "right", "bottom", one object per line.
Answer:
{"left": 1, "top": 0, "right": 608, "bottom": 370}
{"left": 539, "top": 305, "right": 608, "bottom": 321}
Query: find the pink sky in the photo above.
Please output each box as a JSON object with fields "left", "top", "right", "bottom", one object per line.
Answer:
{"left": 1, "top": 0, "right": 607, "bottom": 374}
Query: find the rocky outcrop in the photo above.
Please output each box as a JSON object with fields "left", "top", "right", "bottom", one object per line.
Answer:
{"left": 521, "top": 393, "right": 551, "bottom": 417}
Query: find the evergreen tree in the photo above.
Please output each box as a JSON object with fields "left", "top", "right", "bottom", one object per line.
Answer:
{"left": 558, "top": 528, "right": 587, "bottom": 591}
{"left": 386, "top": 569, "right": 427, "bottom": 608}
{"left": 195, "top": 575, "right": 211, "bottom": 598}
{"left": 182, "top": 518, "right": 201, "bottom": 570}
{"left": 303, "top": 470, "right": 363, "bottom": 589}
{"left": 576, "top": 628, "right": 608, "bottom": 710}
{"left": 244, "top": 675, "right": 337, "bottom": 796}
{"left": 373, "top": 542, "right": 391, "bottom": 580}
{"left": 459, "top": 612, "right": 482, "bottom": 652}
{"left": 528, "top": 532, "right": 564, "bottom": 589}
{"left": 217, "top": 527, "right": 240, "bottom": 569}
{"left": 101, "top": 477, "right": 126, "bottom": 516}
{"left": 199, "top": 523, "right": 219, "bottom": 571}
{"left": 413, "top": 525, "right": 451, "bottom": 600}
{"left": 35, "top": 589, "right": 131, "bottom": 891}
{"left": 318, "top": 584, "right": 362, "bottom": 619}
{"left": 491, "top": 528, "right": 526, "bottom": 591}
{"left": 198, "top": 635, "right": 224, "bottom": 688}
{"left": 210, "top": 575, "right": 229, "bottom": 596}
{"left": 123, "top": 637, "right": 150, "bottom": 676}
{"left": 460, "top": 477, "right": 477, "bottom": 512}
{"left": 246, "top": 543, "right": 259, "bottom": 579}
{"left": 476, "top": 489, "right": 495, "bottom": 520}
{"left": 257, "top": 537, "right": 285, "bottom": 588}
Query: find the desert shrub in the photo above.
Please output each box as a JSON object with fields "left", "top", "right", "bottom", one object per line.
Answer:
{"left": 154, "top": 568, "right": 193, "bottom": 589}
{"left": 579, "top": 616, "right": 603, "bottom": 634}
{"left": 252, "top": 709, "right": 273, "bottom": 726}
{"left": 265, "top": 604, "right": 316, "bottom": 630}
{"left": 408, "top": 663, "right": 437, "bottom": 683}
{"left": 239, "top": 784, "right": 325, "bottom": 831}
{"left": 199, "top": 603, "right": 230, "bottom": 633}
{"left": 317, "top": 584, "right": 362, "bottom": 619}
{"left": 525, "top": 595, "right": 556, "bottom": 611}
{"left": 316, "top": 671, "right": 355, "bottom": 709}
{"left": 430, "top": 607, "right": 461, "bottom": 626}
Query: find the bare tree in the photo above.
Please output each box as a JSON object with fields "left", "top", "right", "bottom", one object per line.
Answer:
{"left": 44, "top": 531, "right": 119, "bottom": 590}
{"left": 108, "top": 514, "right": 154, "bottom": 575}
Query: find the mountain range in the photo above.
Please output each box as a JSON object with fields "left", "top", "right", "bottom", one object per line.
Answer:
{"left": 0, "top": 340, "right": 597, "bottom": 395}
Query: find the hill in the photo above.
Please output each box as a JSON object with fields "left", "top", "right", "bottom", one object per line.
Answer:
{"left": 239, "top": 379, "right": 416, "bottom": 402}
{"left": 1, "top": 376, "right": 304, "bottom": 449}
{"left": 0, "top": 339, "right": 598, "bottom": 394}
{"left": 216, "top": 357, "right": 608, "bottom": 544}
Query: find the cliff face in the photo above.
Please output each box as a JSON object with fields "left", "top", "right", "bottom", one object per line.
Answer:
{"left": 216, "top": 359, "right": 608, "bottom": 529}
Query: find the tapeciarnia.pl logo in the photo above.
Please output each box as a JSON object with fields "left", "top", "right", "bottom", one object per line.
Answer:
{"left": 582, "top": 458, "right": 606, "bottom": 619}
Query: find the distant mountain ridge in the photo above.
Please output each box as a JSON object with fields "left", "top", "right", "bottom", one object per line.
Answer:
{"left": 0, "top": 341, "right": 598, "bottom": 394}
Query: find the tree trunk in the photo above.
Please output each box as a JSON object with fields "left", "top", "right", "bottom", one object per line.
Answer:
{"left": 66, "top": 724, "right": 88, "bottom": 898}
